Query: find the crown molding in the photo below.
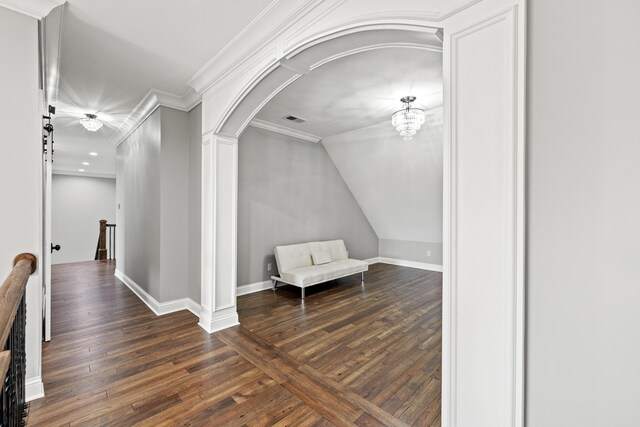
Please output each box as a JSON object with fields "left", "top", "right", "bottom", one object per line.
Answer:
{"left": 0, "top": 0, "right": 64, "bottom": 19}
{"left": 187, "top": 0, "right": 319, "bottom": 94}
{"left": 52, "top": 169, "right": 115, "bottom": 179}
{"left": 249, "top": 118, "right": 320, "bottom": 143}
{"left": 186, "top": 0, "right": 478, "bottom": 97}
{"left": 109, "top": 88, "right": 202, "bottom": 147}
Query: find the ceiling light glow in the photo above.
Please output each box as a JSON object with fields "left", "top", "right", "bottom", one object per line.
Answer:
{"left": 82, "top": 162, "right": 90, "bottom": 166}
{"left": 81, "top": 114, "right": 103, "bottom": 132}
{"left": 78, "top": 169, "right": 85, "bottom": 172}
{"left": 89, "top": 152, "right": 98, "bottom": 156}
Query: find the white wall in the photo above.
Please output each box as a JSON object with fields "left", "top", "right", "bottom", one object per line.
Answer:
{"left": 527, "top": 1, "right": 640, "bottom": 426}
{"left": 322, "top": 112, "right": 443, "bottom": 264}
{"left": 51, "top": 174, "right": 116, "bottom": 264}
{"left": 0, "top": 6, "right": 43, "bottom": 399}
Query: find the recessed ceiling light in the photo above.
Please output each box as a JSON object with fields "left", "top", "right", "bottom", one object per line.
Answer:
{"left": 89, "top": 152, "right": 98, "bottom": 156}
{"left": 82, "top": 162, "right": 90, "bottom": 166}
{"left": 78, "top": 169, "right": 85, "bottom": 172}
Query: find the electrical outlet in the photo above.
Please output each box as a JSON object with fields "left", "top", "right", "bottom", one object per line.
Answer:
{"left": 267, "top": 263, "right": 272, "bottom": 271}
{"left": 427, "top": 250, "right": 431, "bottom": 257}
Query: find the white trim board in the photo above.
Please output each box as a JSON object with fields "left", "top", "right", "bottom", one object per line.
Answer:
{"left": 114, "top": 269, "right": 200, "bottom": 317}
{"left": 249, "top": 119, "right": 321, "bottom": 143}
{"left": 368, "top": 257, "right": 443, "bottom": 273}
{"left": 26, "top": 376, "right": 45, "bottom": 402}
{"left": 110, "top": 88, "right": 202, "bottom": 148}
{"left": 0, "top": 0, "right": 64, "bottom": 19}
{"left": 237, "top": 280, "right": 273, "bottom": 296}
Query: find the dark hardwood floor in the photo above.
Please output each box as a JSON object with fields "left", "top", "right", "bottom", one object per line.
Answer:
{"left": 27, "top": 261, "right": 441, "bottom": 426}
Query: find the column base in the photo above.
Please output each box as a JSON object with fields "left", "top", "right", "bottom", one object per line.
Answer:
{"left": 198, "top": 306, "right": 239, "bottom": 333}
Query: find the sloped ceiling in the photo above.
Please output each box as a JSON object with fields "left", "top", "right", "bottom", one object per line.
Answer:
{"left": 255, "top": 47, "right": 444, "bottom": 244}
{"left": 255, "top": 47, "right": 443, "bottom": 138}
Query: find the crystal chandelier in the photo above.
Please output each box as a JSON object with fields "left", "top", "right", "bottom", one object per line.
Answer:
{"left": 391, "top": 96, "right": 425, "bottom": 141}
{"left": 81, "top": 114, "right": 103, "bottom": 132}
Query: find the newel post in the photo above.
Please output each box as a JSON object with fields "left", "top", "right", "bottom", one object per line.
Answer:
{"left": 98, "top": 219, "right": 107, "bottom": 261}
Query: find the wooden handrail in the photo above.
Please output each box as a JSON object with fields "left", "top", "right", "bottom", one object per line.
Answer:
{"left": 0, "top": 253, "right": 36, "bottom": 350}
{"left": 0, "top": 252, "right": 35, "bottom": 425}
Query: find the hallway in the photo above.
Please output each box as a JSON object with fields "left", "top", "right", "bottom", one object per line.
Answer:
{"left": 27, "top": 261, "right": 441, "bottom": 426}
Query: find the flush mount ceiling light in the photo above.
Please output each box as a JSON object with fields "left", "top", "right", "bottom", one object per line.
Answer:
{"left": 391, "top": 96, "right": 426, "bottom": 141}
{"left": 81, "top": 114, "right": 103, "bottom": 132}
{"left": 89, "top": 152, "right": 98, "bottom": 156}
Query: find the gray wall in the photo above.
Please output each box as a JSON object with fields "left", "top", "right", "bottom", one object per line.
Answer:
{"left": 159, "top": 107, "right": 190, "bottom": 302}
{"left": 237, "top": 126, "right": 378, "bottom": 286}
{"left": 116, "top": 106, "right": 200, "bottom": 304}
{"left": 379, "top": 239, "right": 442, "bottom": 265}
{"left": 52, "top": 175, "right": 116, "bottom": 264}
{"left": 187, "top": 104, "right": 202, "bottom": 302}
{"left": 117, "top": 109, "right": 162, "bottom": 300}
{"left": 527, "top": 1, "right": 640, "bottom": 426}
{"left": 0, "top": 5, "right": 42, "bottom": 386}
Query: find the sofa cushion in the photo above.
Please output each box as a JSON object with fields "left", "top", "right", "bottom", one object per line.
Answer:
{"left": 280, "top": 259, "right": 368, "bottom": 286}
{"left": 274, "top": 243, "right": 313, "bottom": 273}
{"left": 311, "top": 251, "right": 331, "bottom": 265}
{"left": 309, "top": 240, "right": 348, "bottom": 262}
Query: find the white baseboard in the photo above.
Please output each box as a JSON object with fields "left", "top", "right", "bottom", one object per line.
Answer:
{"left": 26, "top": 376, "right": 44, "bottom": 402}
{"left": 364, "top": 257, "right": 379, "bottom": 265}
{"left": 369, "top": 257, "right": 443, "bottom": 272}
{"left": 198, "top": 307, "right": 239, "bottom": 333}
{"left": 115, "top": 269, "right": 201, "bottom": 317}
{"left": 237, "top": 280, "right": 273, "bottom": 296}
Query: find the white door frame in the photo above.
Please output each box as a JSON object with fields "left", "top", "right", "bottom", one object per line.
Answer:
{"left": 192, "top": 1, "right": 526, "bottom": 425}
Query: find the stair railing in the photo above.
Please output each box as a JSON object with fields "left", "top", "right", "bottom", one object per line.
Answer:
{"left": 94, "top": 220, "right": 116, "bottom": 261}
{"left": 0, "top": 253, "right": 36, "bottom": 426}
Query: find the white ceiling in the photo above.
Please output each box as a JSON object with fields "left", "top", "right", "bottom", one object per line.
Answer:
{"left": 254, "top": 47, "right": 443, "bottom": 138}
{"left": 255, "top": 47, "right": 444, "bottom": 245}
{"left": 52, "top": 0, "right": 274, "bottom": 176}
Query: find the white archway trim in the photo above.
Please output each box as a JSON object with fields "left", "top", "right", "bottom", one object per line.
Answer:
{"left": 187, "top": 0, "right": 481, "bottom": 96}
{"left": 0, "top": 0, "right": 64, "bottom": 19}
{"left": 195, "top": 1, "right": 526, "bottom": 426}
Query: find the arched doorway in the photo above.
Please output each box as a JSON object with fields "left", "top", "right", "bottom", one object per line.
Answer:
{"left": 193, "top": 1, "right": 526, "bottom": 425}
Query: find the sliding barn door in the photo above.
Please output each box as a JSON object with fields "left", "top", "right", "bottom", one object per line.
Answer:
{"left": 441, "top": 1, "right": 526, "bottom": 426}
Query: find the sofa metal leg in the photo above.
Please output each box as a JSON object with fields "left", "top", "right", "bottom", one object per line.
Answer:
{"left": 272, "top": 279, "right": 278, "bottom": 291}
{"left": 301, "top": 287, "right": 305, "bottom": 299}
{"left": 361, "top": 271, "right": 365, "bottom": 283}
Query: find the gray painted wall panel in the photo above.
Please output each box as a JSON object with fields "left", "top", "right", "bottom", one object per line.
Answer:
{"left": 187, "top": 104, "right": 202, "bottom": 302}
{"left": 117, "top": 109, "right": 162, "bottom": 300}
{"left": 378, "top": 239, "right": 442, "bottom": 265}
{"left": 237, "top": 126, "right": 378, "bottom": 286}
{"left": 159, "top": 107, "right": 190, "bottom": 302}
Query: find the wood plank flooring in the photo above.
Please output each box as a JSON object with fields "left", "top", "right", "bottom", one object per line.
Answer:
{"left": 27, "top": 261, "right": 441, "bottom": 426}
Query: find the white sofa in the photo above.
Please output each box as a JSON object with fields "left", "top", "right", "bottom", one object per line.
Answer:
{"left": 271, "top": 239, "right": 368, "bottom": 299}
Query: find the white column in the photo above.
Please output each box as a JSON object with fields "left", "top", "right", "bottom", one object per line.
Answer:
{"left": 199, "top": 132, "right": 239, "bottom": 333}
